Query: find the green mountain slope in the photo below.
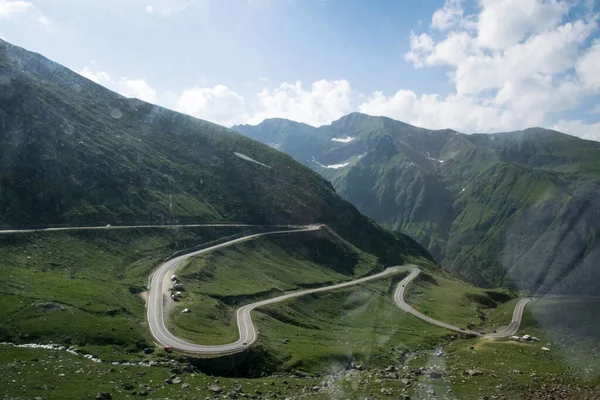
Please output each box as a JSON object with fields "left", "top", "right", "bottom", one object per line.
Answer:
{"left": 234, "top": 113, "right": 600, "bottom": 295}
{"left": 0, "top": 39, "right": 430, "bottom": 265}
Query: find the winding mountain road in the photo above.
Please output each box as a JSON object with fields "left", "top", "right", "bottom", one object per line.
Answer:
{"left": 146, "top": 229, "right": 532, "bottom": 355}
{"left": 394, "top": 268, "right": 533, "bottom": 338}
{"left": 147, "top": 224, "right": 323, "bottom": 355}
{"left": 1, "top": 222, "right": 531, "bottom": 354}
{"left": 149, "top": 263, "right": 405, "bottom": 354}
{"left": 146, "top": 225, "right": 413, "bottom": 355}
{"left": 485, "top": 297, "right": 533, "bottom": 338}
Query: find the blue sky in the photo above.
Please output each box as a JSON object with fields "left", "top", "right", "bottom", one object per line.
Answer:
{"left": 1, "top": 0, "right": 600, "bottom": 140}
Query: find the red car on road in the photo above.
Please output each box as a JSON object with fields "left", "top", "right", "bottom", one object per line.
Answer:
{"left": 164, "top": 345, "right": 173, "bottom": 353}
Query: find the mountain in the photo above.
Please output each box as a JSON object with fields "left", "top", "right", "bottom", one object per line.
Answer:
{"left": 234, "top": 113, "right": 600, "bottom": 295}
{"left": 0, "top": 39, "right": 431, "bottom": 265}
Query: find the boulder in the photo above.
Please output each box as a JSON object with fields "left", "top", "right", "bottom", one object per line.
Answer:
{"left": 466, "top": 369, "right": 483, "bottom": 376}
{"left": 380, "top": 387, "right": 393, "bottom": 395}
{"left": 209, "top": 385, "right": 222, "bottom": 393}
{"left": 428, "top": 370, "right": 443, "bottom": 379}
{"left": 233, "top": 385, "right": 244, "bottom": 393}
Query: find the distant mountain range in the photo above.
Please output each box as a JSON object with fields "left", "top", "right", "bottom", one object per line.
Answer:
{"left": 234, "top": 113, "right": 600, "bottom": 295}
{"left": 0, "top": 39, "right": 431, "bottom": 266}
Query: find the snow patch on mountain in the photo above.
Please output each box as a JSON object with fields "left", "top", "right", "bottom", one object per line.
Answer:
{"left": 325, "top": 162, "right": 350, "bottom": 169}
{"left": 331, "top": 136, "right": 355, "bottom": 143}
{"left": 234, "top": 152, "right": 271, "bottom": 168}
{"left": 427, "top": 156, "right": 444, "bottom": 163}
{"left": 311, "top": 156, "right": 350, "bottom": 169}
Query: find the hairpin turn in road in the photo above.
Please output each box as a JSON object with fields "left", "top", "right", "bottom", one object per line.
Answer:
{"left": 146, "top": 226, "right": 532, "bottom": 355}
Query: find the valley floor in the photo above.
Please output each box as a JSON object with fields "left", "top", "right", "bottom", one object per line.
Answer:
{"left": 1, "top": 226, "right": 598, "bottom": 399}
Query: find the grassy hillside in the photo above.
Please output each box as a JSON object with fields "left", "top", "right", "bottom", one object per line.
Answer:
{"left": 236, "top": 113, "right": 600, "bottom": 294}
{"left": 252, "top": 279, "right": 448, "bottom": 372}
{"left": 168, "top": 229, "right": 382, "bottom": 345}
{"left": 0, "top": 39, "right": 431, "bottom": 267}
{"left": 4, "top": 300, "right": 598, "bottom": 400}
{"left": 0, "top": 344, "right": 325, "bottom": 400}
{"left": 0, "top": 226, "right": 595, "bottom": 398}
{"left": 0, "top": 226, "right": 433, "bottom": 365}
{"left": 0, "top": 226, "right": 255, "bottom": 358}
{"left": 405, "top": 270, "right": 516, "bottom": 332}
{"left": 0, "top": 224, "right": 441, "bottom": 371}
{"left": 168, "top": 232, "right": 523, "bottom": 372}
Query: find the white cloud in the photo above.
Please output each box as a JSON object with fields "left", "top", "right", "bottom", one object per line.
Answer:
{"left": 453, "top": 19, "right": 596, "bottom": 96}
{"left": 77, "top": 0, "right": 600, "bottom": 143}
{"left": 176, "top": 85, "right": 248, "bottom": 127}
{"left": 118, "top": 78, "right": 157, "bottom": 103}
{"left": 37, "top": 14, "right": 51, "bottom": 27}
{"left": 0, "top": 0, "right": 34, "bottom": 18}
{"left": 146, "top": 5, "right": 154, "bottom": 13}
{"left": 388, "top": 0, "right": 600, "bottom": 136}
{"left": 494, "top": 76, "right": 584, "bottom": 116}
{"left": 79, "top": 66, "right": 112, "bottom": 86}
{"left": 0, "top": 0, "right": 53, "bottom": 28}
{"left": 577, "top": 38, "right": 600, "bottom": 90}
{"left": 77, "top": 68, "right": 350, "bottom": 128}
{"left": 476, "top": 0, "right": 572, "bottom": 50}
{"left": 424, "top": 31, "right": 474, "bottom": 67}
{"left": 404, "top": 32, "right": 435, "bottom": 68}
{"left": 247, "top": 79, "right": 352, "bottom": 127}
{"left": 552, "top": 119, "right": 600, "bottom": 141}
{"left": 78, "top": 66, "right": 157, "bottom": 103}
{"left": 359, "top": 90, "right": 536, "bottom": 133}
{"left": 431, "top": 0, "right": 465, "bottom": 30}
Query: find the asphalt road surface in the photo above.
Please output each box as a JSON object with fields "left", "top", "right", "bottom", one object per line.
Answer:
{"left": 0, "top": 222, "right": 531, "bottom": 352}
{"left": 394, "top": 267, "right": 532, "bottom": 338}
{"left": 146, "top": 224, "right": 409, "bottom": 354}
{"left": 147, "top": 224, "right": 320, "bottom": 355}
{"left": 149, "top": 255, "right": 531, "bottom": 355}
{"left": 0, "top": 223, "right": 290, "bottom": 234}
{"left": 485, "top": 298, "right": 532, "bottom": 338}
